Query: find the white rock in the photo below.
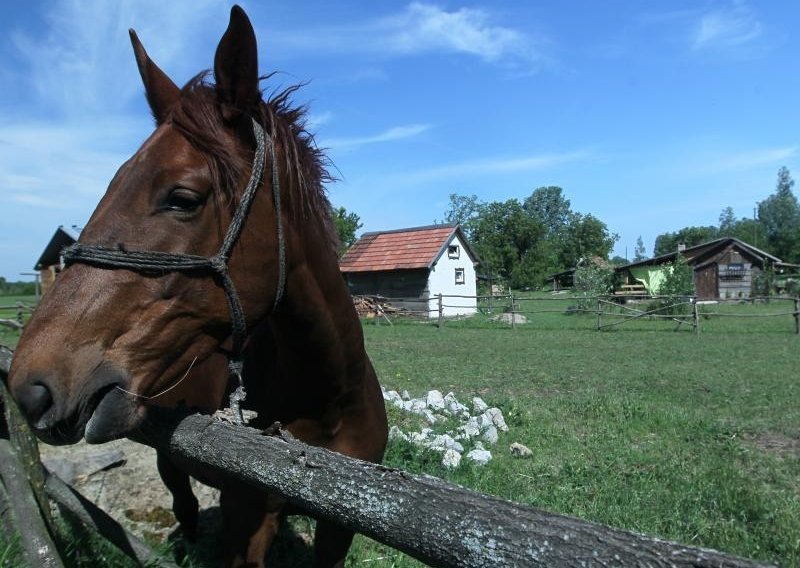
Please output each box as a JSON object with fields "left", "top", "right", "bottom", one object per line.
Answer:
{"left": 476, "top": 413, "right": 494, "bottom": 430}
{"left": 401, "top": 390, "right": 411, "bottom": 400}
{"left": 427, "top": 434, "right": 464, "bottom": 453}
{"left": 472, "top": 396, "right": 488, "bottom": 413}
{"left": 481, "top": 425, "right": 499, "bottom": 445}
{"left": 460, "top": 418, "right": 481, "bottom": 439}
{"left": 408, "top": 399, "right": 427, "bottom": 413}
{"left": 466, "top": 448, "right": 492, "bottom": 465}
{"left": 473, "top": 441, "right": 486, "bottom": 451}
{"left": 409, "top": 428, "right": 433, "bottom": 445}
{"left": 425, "top": 390, "right": 445, "bottom": 410}
{"left": 442, "top": 449, "right": 462, "bottom": 469}
{"left": 510, "top": 442, "right": 533, "bottom": 457}
{"left": 420, "top": 409, "right": 438, "bottom": 424}
{"left": 388, "top": 426, "right": 408, "bottom": 442}
{"left": 486, "top": 407, "right": 509, "bottom": 432}
{"left": 384, "top": 390, "right": 402, "bottom": 403}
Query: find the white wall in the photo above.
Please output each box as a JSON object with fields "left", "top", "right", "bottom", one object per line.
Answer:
{"left": 426, "top": 233, "right": 477, "bottom": 317}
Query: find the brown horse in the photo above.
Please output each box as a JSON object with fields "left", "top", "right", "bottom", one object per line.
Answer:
{"left": 7, "top": 6, "right": 387, "bottom": 567}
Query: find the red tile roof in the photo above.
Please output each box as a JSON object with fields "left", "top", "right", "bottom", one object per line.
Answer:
{"left": 340, "top": 225, "right": 459, "bottom": 273}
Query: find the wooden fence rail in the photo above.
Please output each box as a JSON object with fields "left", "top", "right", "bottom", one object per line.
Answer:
{"left": 0, "top": 349, "right": 778, "bottom": 567}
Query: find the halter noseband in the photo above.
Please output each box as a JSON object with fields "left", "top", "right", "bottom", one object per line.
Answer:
{"left": 62, "top": 118, "right": 285, "bottom": 424}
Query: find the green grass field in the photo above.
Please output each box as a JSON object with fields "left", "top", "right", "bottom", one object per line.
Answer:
{"left": 1, "top": 293, "right": 798, "bottom": 566}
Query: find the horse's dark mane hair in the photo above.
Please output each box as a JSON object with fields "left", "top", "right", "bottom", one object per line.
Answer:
{"left": 170, "top": 73, "right": 338, "bottom": 250}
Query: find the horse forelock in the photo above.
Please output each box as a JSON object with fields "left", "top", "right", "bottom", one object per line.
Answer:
{"left": 170, "top": 72, "right": 338, "bottom": 252}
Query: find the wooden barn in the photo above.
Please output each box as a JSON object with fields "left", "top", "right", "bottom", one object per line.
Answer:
{"left": 616, "top": 237, "right": 781, "bottom": 299}
{"left": 339, "top": 224, "right": 479, "bottom": 317}
{"left": 34, "top": 226, "right": 79, "bottom": 295}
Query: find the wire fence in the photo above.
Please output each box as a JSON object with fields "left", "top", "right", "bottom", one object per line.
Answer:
{"left": 356, "top": 293, "right": 800, "bottom": 335}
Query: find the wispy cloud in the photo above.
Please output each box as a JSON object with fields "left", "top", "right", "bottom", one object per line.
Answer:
{"left": 264, "top": 3, "right": 548, "bottom": 70}
{"left": 326, "top": 123, "right": 431, "bottom": 150}
{"left": 11, "top": 0, "right": 224, "bottom": 117}
{"left": 700, "top": 146, "right": 797, "bottom": 172}
{"left": 387, "top": 150, "right": 593, "bottom": 185}
{"left": 692, "top": 2, "right": 762, "bottom": 50}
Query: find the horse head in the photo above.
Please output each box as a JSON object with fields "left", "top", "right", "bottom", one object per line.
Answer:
{"left": 8, "top": 6, "right": 297, "bottom": 445}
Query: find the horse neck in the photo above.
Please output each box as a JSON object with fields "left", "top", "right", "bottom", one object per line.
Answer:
{"left": 268, "top": 221, "right": 366, "bottom": 380}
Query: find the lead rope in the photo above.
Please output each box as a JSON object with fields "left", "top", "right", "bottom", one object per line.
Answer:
{"left": 63, "top": 117, "right": 284, "bottom": 425}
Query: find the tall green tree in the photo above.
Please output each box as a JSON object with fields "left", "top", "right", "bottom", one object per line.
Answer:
{"left": 440, "top": 193, "right": 484, "bottom": 239}
{"left": 653, "top": 226, "right": 719, "bottom": 256}
{"left": 559, "top": 213, "right": 618, "bottom": 268}
{"left": 633, "top": 235, "right": 647, "bottom": 261}
{"left": 718, "top": 206, "right": 736, "bottom": 236}
{"left": 758, "top": 166, "right": 800, "bottom": 262}
{"left": 523, "top": 186, "right": 572, "bottom": 240}
{"left": 330, "top": 205, "right": 363, "bottom": 257}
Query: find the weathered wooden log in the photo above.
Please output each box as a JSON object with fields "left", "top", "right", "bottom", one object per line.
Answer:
{"left": 0, "top": 439, "right": 64, "bottom": 568}
{"left": 43, "top": 468, "right": 179, "bottom": 568}
{"left": 131, "top": 410, "right": 774, "bottom": 568}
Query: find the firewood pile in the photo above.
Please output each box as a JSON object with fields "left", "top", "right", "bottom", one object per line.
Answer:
{"left": 352, "top": 295, "right": 401, "bottom": 318}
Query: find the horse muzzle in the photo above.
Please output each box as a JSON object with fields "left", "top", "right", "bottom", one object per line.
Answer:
{"left": 10, "top": 362, "right": 137, "bottom": 445}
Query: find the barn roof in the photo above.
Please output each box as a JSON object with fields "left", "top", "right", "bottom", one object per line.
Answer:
{"left": 34, "top": 226, "right": 80, "bottom": 270}
{"left": 339, "top": 224, "right": 477, "bottom": 273}
{"left": 615, "top": 237, "right": 781, "bottom": 272}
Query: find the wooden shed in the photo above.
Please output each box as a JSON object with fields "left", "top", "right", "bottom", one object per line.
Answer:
{"left": 339, "top": 224, "right": 479, "bottom": 317}
{"left": 34, "top": 226, "right": 79, "bottom": 295}
{"left": 616, "top": 237, "right": 781, "bottom": 299}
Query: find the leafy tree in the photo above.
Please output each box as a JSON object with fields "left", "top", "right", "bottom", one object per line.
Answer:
{"left": 610, "top": 255, "right": 628, "bottom": 266}
{"left": 330, "top": 206, "right": 363, "bottom": 257}
{"left": 758, "top": 167, "right": 800, "bottom": 262}
{"left": 573, "top": 261, "right": 614, "bottom": 311}
{"left": 633, "top": 235, "right": 647, "bottom": 261}
{"left": 523, "top": 186, "right": 572, "bottom": 240}
{"left": 440, "top": 193, "right": 484, "bottom": 239}
{"left": 653, "top": 226, "right": 719, "bottom": 256}
{"left": 471, "top": 199, "right": 543, "bottom": 286}
{"left": 559, "top": 213, "right": 618, "bottom": 268}
{"left": 654, "top": 255, "right": 694, "bottom": 314}
{"left": 718, "top": 206, "right": 737, "bottom": 236}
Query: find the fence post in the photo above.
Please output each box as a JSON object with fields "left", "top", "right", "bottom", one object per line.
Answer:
{"left": 437, "top": 294, "right": 443, "bottom": 329}
{"left": 596, "top": 298, "right": 602, "bottom": 331}
{"left": 794, "top": 297, "right": 799, "bottom": 335}
{"left": 693, "top": 298, "right": 700, "bottom": 336}
{"left": 510, "top": 293, "right": 516, "bottom": 329}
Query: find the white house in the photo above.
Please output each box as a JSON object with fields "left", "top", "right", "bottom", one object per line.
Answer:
{"left": 339, "top": 224, "right": 479, "bottom": 318}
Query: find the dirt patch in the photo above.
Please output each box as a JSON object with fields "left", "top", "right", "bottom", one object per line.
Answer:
{"left": 744, "top": 430, "right": 800, "bottom": 459}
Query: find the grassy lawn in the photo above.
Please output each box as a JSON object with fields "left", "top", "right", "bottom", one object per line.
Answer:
{"left": 2, "top": 293, "right": 798, "bottom": 566}
{"left": 0, "top": 294, "right": 36, "bottom": 349}
{"left": 349, "top": 300, "right": 800, "bottom": 566}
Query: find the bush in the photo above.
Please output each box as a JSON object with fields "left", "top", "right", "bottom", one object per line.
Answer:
{"left": 573, "top": 263, "right": 614, "bottom": 312}
{"left": 655, "top": 256, "right": 694, "bottom": 314}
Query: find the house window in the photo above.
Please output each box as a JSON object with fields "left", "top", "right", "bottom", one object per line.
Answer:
{"left": 448, "top": 244, "right": 460, "bottom": 259}
{"left": 455, "top": 268, "right": 465, "bottom": 285}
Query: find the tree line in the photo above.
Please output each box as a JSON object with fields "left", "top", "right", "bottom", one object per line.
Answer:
{"left": 651, "top": 167, "right": 799, "bottom": 262}
{"left": 439, "top": 186, "right": 618, "bottom": 288}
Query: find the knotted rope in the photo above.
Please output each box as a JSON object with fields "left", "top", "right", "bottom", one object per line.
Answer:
{"left": 63, "top": 117, "right": 284, "bottom": 424}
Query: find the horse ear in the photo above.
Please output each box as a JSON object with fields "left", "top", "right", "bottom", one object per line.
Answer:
{"left": 214, "top": 5, "right": 260, "bottom": 120}
{"left": 129, "top": 29, "right": 180, "bottom": 125}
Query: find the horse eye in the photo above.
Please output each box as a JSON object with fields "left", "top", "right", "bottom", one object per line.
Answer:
{"left": 164, "top": 188, "right": 203, "bottom": 213}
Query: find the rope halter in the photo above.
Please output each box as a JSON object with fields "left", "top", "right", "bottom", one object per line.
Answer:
{"left": 62, "top": 118, "right": 285, "bottom": 424}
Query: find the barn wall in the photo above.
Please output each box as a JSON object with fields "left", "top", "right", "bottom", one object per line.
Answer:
{"left": 426, "top": 233, "right": 477, "bottom": 318}
{"left": 694, "top": 265, "right": 718, "bottom": 299}
{"left": 343, "top": 269, "right": 430, "bottom": 314}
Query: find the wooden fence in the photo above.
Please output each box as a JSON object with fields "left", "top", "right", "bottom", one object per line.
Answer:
{"left": 0, "top": 347, "right": 777, "bottom": 567}
{"left": 359, "top": 293, "right": 800, "bottom": 335}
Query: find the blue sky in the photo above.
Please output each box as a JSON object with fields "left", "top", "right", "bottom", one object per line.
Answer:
{"left": 1, "top": 0, "right": 798, "bottom": 280}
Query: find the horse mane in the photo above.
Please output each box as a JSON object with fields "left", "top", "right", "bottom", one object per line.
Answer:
{"left": 170, "top": 72, "right": 338, "bottom": 250}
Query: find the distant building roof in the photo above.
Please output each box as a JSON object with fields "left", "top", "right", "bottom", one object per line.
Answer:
{"left": 34, "top": 226, "right": 80, "bottom": 270}
{"left": 616, "top": 237, "right": 781, "bottom": 271}
{"left": 339, "top": 224, "right": 477, "bottom": 273}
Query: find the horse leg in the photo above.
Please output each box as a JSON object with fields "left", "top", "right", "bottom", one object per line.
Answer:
{"left": 312, "top": 521, "right": 355, "bottom": 568}
{"left": 221, "top": 482, "right": 284, "bottom": 567}
{"left": 156, "top": 452, "right": 199, "bottom": 540}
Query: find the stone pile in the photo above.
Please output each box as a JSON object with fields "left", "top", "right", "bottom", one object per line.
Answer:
{"left": 382, "top": 388, "right": 509, "bottom": 469}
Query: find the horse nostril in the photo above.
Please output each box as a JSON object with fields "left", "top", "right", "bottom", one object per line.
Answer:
{"left": 16, "top": 383, "right": 54, "bottom": 426}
